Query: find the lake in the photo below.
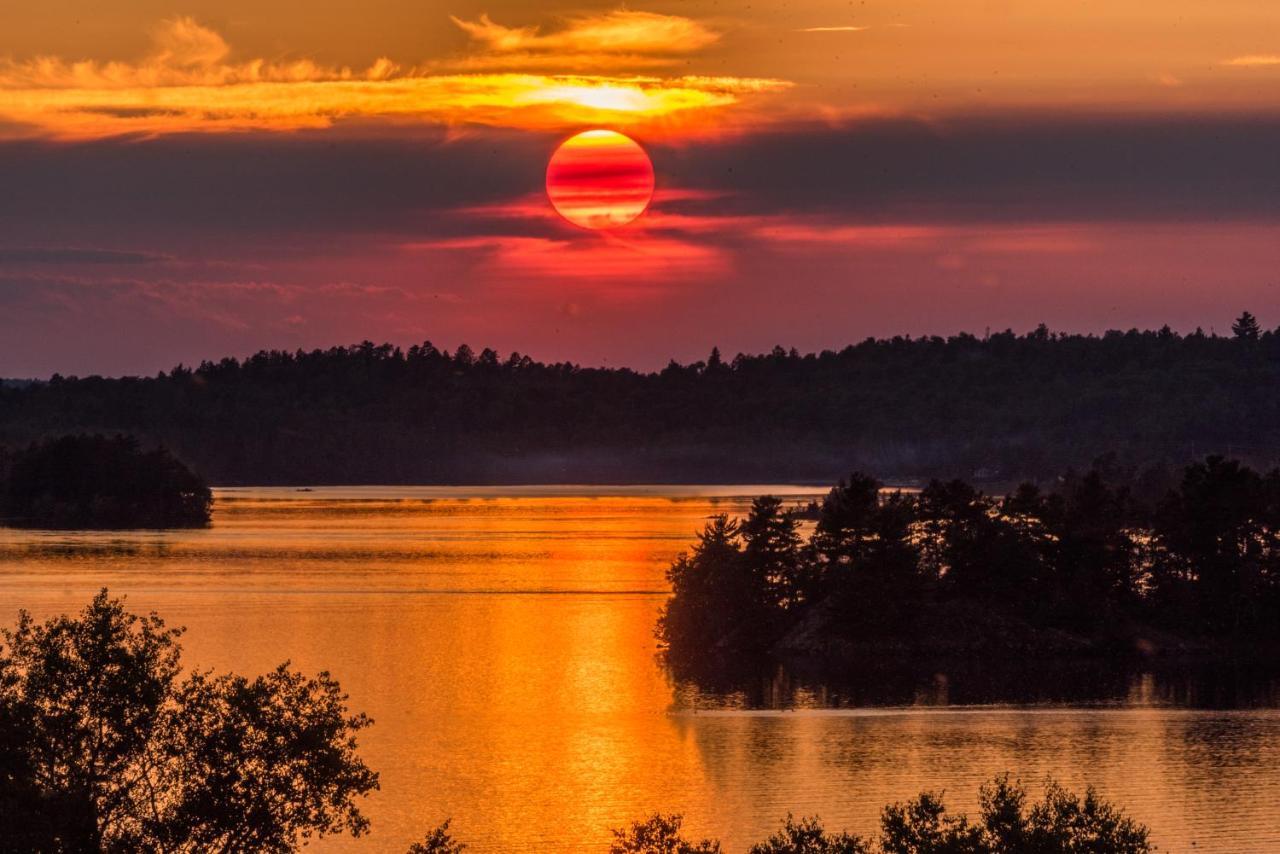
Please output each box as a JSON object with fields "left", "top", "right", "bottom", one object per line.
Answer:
{"left": 1, "top": 486, "right": 1278, "bottom": 852}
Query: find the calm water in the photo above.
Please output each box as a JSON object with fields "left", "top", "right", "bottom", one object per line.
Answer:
{"left": 1, "top": 486, "right": 1278, "bottom": 852}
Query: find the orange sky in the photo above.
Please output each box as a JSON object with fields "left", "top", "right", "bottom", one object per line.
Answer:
{"left": 1, "top": 2, "right": 1279, "bottom": 375}
{"left": 4, "top": 2, "right": 1280, "bottom": 138}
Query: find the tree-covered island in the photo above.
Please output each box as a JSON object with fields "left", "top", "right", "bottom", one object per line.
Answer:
{"left": 659, "top": 455, "right": 1280, "bottom": 662}
{"left": 0, "top": 434, "right": 212, "bottom": 529}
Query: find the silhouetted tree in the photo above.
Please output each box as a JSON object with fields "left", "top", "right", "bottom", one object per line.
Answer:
{"left": 1150, "top": 456, "right": 1280, "bottom": 634}
{"left": 1232, "top": 310, "right": 1261, "bottom": 342}
{"left": 820, "top": 484, "right": 924, "bottom": 635}
{"left": 1039, "top": 470, "right": 1141, "bottom": 627}
{"left": 0, "top": 591, "right": 378, "bottom": 851}
{"left": 918, "top": 480, "right": 1044, "bottom": 610}
{"left": 408, "top": 820, "right": 467, "bottom": 853}
{"left": 812, "top": 474, "right": 883, "bottom": 569}
{"left": 749, "top": 815, "right": 868, "bottom": 853}
{"left": 659, "top": 517, "right": 770, "bottom": 654}
{"left": 610, "top": 814, "right": 721, "bottom": 854}
{"left": 881, "top": 776, "right": 1150, "bottom": 854}
{"left": 741, "top": 496, "right": 805, "bottom": 609}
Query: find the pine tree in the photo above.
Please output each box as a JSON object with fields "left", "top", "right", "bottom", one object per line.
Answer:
{"left": 1232, "top": 311, "right": 1260, "bottom": 342}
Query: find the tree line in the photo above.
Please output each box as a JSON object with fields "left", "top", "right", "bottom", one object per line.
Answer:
{"left": 659, "top": 454, "right": 1280, "bottom": 660}
{"left": 2, "top": 313, "right": 1279, "bottom": 484}
{"left": 412, "top": 777, "right": 1150, "bottom": 853}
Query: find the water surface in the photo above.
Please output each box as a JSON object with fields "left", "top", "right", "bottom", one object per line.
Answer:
{"left": 1, "top": 486, "right": 1277, "bottom": 852}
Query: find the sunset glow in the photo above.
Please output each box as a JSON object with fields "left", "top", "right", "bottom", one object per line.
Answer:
{"left": 0, "top": 2, "right": 1278, "bottom": 375}
{"left": 546, "top": 130, "right": 655, "bottom": 229}
{"left": 5, "top": 3, "right": 1280, "bottom": 852}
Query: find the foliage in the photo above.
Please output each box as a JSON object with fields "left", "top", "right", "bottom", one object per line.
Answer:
{"left": 0, "top": 433, "right": 211, "bottom": 528}
{"left": 0, "top": 591, "right": 378, "bottom": 852}
{"left": 425, "top": 778, "right": 1147, "bottom": 853}
{"left": 610, "top": 813, "right": 722, "bottom": 853}
{"left": 748, "top": 814, "right": 869, "bottom": 853}
{"left": 3, "top": 319, "right": 1280, "bottom": 484}
{"left": 658, "top": 455, "right": 1280, "bottom": 657}
{"left": 408, "top": 819, "right": 468, "bottom": 853}
{"left": 880, "top": 776, "right": 1151, "bottom": 854}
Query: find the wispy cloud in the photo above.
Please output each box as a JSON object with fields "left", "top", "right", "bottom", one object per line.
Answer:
{"left": 0, "top": 16, "right": 787, "bottom": 138}
{"left": 0, "top": 247, "right": 169, "bottom": 265}
{"left": 448, "top": 10, "right": 719, "bottom": 69}
{"left": 1222, "top": 54, "right": 1280, "bottom": 67}
{"left": 796, "top": 26, "right": 870, "bottom": 33}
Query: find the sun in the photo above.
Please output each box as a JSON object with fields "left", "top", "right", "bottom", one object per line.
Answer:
{"left": 545, "top": 129, "right": 655, "bottom": 230}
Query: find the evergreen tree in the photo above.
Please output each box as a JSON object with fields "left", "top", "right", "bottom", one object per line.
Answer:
{"left": 1232, "top": 310, "right": 1261, "bottom": 342}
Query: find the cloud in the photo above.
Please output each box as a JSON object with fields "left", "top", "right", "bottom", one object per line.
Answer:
{"left": 0, "top": 16, "right": 785, "bottom": 138}
{"left": 796, "top": 26, "right": 870, "bottom": 33}
{"left": 1223, "top": 55, "right": 1280, "bottom": 67}
{"left": 448, "top": 10, "right": 720, "bottom": 69}
{"left": 148, "top": 16, "right": 231, "bottom": 69}
{"left": 0, "top": 248, "right": 169, "bottom": 265}
{"left": 655, "top": 114, "right": 1280, "bottom": 223}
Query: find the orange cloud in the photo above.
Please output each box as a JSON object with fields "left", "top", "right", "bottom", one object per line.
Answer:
{"left": 0, "top": 16, "right": 787, "bottom": 138}
{"left": 447, "top": 10, "right": 719, "bottom": 70}
{"left": 1223, "top": 54, "right": 1280, "bottom": 67}
{"left": 795, "top": 26, "right": 870, "bottom": 33}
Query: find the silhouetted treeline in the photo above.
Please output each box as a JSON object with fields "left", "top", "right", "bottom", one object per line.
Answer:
{"left": 410, "top": 776, "right": 1150, "bottom": 853}
{"left": 3, "top": 315, "right": 1280, "bottom": 484}
{"left": 0, "top": 434, "right": 211, "bottom": 528}
{"left": 659, "top": 454, "right": 1280, "bottom": 661}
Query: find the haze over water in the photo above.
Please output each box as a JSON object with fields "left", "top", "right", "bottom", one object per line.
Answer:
{"left": 1, "top": 487, "right": 1278, "bottom": 852}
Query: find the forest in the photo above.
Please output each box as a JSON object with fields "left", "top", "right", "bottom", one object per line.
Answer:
{"left": 658, "top": 455, "right": 1280, "bottom": 662}
{"left": 1, "top": 313, "right": 1278, "bottom": 484}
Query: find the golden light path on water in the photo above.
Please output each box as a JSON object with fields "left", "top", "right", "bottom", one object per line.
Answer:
{"left": 1, "top": 487, "right": 1278, "bottom": 852}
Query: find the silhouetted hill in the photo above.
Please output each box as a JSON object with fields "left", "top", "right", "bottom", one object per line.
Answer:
{"left": 1, "top": 318, "right": 1278, "bottom": 484}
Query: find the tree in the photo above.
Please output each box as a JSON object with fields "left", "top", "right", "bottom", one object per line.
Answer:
{"left": 1150, "top": 456, "right": 1280, "bottom": 633}
{"left": 658, "top": 516, "right": 773, "bottom": 655}
{"left": 919, "top": 480, "right": 1026, "bottom": 605}
{"left": 1038, "top": 470, "right": 1140, "bottom": 628}
{"left": 1232, "top": 310, "right": 1261, "bottom": 342}
{"left": 812, "top": 474, "right": 883, "bottom": 569}
{"left": 408, "top": 820, "right": 467, "bottom": 853}
{"left": 880, "top": 776, "right": 1150, "bottom": 854}
{"left": 0, "top": 591, "right": 378, "bottom": 852}
{"left": 749, "top": 815, "right": 868, "bottom": 854}
{"left": 880, "top": 791, "right": 984, "bottom": 854}
{"left": 610, "top": 814, "right": 721, "bottom": 854}
{"left": 741, "top": 496, "right": 806, "bottom": 609}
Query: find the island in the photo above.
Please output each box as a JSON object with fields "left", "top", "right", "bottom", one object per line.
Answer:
{"left": 658, "top": 455, "right": 1280, "bottom": 664}
{"left": 0, "top": 434, "right": 212, "bottom": 529}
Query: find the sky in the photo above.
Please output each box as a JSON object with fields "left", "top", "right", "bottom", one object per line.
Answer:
{"left": 2, "top": 1, "right": 1280, "bottom": 377}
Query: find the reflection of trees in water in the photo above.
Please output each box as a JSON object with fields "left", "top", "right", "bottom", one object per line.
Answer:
{"left": 668, "top": 656, "right": 1280, "bottom": 711}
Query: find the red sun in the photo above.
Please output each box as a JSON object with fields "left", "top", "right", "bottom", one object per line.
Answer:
{"left": 545, "top": 129, "right": 655, "bottom": 230}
